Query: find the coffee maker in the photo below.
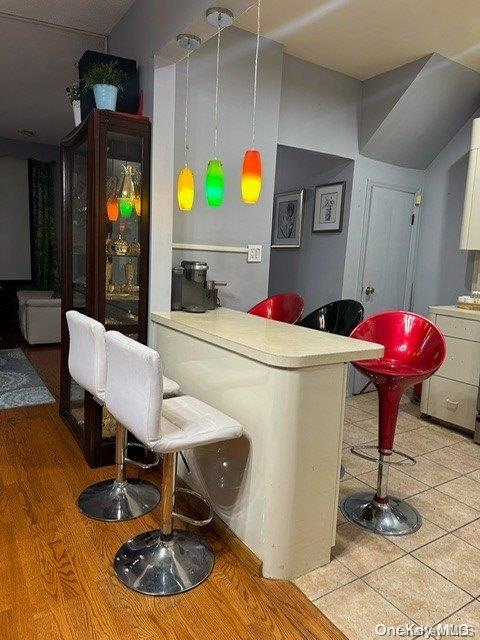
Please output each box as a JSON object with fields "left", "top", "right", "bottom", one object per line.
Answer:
{"left": 171, "top": 261, "right": 226, "bottom": 312}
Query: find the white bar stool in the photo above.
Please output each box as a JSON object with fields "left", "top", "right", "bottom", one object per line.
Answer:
{"left": 105, "top": 331, "right": 243, "bottom": 596}
{"left": 66, "top": 311, "right": 180, "bottom": 522}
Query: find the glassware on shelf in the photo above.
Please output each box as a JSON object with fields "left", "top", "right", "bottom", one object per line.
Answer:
{"left": 124, "top": 259, "right": 135, "bottom": 292}
{"left": 129, "top": 240, "right": 140, "bottom": 257}
{"left": 113, "top": 234, "right": 129, "bottom": 256}
{"left": 106, "top": 259, "right": 114, "bottom": 293}
{"left": 118, "top": 164, "right": 136, "bottom": 218}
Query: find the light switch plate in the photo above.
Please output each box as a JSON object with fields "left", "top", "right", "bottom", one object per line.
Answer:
{"left": 247, "top": 244, "right": 262, "bottom": 263}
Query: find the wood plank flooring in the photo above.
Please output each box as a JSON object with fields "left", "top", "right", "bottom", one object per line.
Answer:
{"left": 0, "top": 398, "right": 346, "bottom": 640}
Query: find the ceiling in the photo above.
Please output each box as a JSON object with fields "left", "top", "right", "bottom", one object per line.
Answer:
{"left": 0, "top": 0, "right": 134, "bottom": 35}
{"left": 0, "top": 15, "right": 104, "bottom": 144}
{"left": 236, "top": 0, "right": 480, "bottom": 80}
{"left": 0, "top": 1, "right": 134, "bottom": 144}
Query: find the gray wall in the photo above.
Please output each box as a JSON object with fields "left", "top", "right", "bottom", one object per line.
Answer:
{"left": 278, "top": 54, "right": 361, "bottom": 159}
{"left": 413, "top": 114, "right": 479, "bottom": 315}
{"left": 172, "top": 28, "right": 284, "bottom": 311}
{"left": 108, "top": 0, "right": 214, "bottom": 116}
{"left": 360, "top": 54, "right": 480, "bottom": 170}
{"left": 0, "top": 137, "right": 61, "bottom": 240}
{"left": 268, "top": 145, "right": 354, "bottom": 315}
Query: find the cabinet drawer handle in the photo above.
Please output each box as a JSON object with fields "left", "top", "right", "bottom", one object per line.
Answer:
{"left": 446, "top": 399, "right": 459, "bottom": 411}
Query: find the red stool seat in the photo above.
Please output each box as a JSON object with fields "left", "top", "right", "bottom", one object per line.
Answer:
{"left": 248, "top": 293, "right": 304, "bottom": 324}
{"left": 341, "top": 311, "right": 446, "bottom": 535}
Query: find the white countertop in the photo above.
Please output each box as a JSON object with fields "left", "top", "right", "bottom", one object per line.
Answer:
{"left": 151, "top": 308, "right": 383, "bottom": 369}
{"left": 430, "top": 305, "right": 480, "bottom": 321}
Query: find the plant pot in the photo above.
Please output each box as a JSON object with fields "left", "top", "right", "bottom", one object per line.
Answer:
{"left": 92, "top": 84, "right": 118, "bottom": 111}
{"left": 72, "top": 100, "right": 82, "bottom": 126}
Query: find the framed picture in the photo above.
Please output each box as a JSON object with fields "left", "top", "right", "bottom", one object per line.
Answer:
{"left": 271, "top": 189, "right": 305, "bottom": 248}
{"left": 313, "top": 181, "right": 346, "bottom": 233}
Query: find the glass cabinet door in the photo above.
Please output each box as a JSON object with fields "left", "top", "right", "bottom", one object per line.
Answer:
{"left": 68, "top": 140, "right": 88, "bottom": 432}
{"left": 104, "top": 132, "right": 143, "bottom": 330}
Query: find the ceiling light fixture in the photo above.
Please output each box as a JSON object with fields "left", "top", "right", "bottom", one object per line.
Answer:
{"left": 241, "top": 0, "right": 262, "bottom": 205}
{"left": 205, "top": 7, "right": 233, "bottom": 208}
{"left": 176, "top": 33, "right": 201, "bottom": 212}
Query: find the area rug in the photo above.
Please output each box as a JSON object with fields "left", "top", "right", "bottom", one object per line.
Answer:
{"left": 0, "top": 349, "right": 55, "bottom": 409}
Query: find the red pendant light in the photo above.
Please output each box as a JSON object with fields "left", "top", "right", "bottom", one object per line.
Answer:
{"left": 241, "top": 0, "right": 262, "bottom": 205}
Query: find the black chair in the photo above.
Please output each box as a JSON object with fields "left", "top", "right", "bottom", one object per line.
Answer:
{"left": 298, "top": 300, "right": 364, "bottom": 336}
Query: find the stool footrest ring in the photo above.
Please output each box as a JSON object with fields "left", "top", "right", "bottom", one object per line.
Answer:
{"left": 173, "top": 487, "right": 213, "bottom": 527}
{"left": 350, "top": 444, "right": 416, "bottom": 467}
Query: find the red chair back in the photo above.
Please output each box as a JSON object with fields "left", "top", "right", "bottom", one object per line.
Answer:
{"left": 350, "top": 310, "right": 446, "bottom": 380}
{"left": 248, "top": 293, "right": 304, "bottom": 324}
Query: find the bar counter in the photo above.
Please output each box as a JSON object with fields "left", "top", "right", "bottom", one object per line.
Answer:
{"left": 151, "top": 308, "right": 383, "bottom": 579}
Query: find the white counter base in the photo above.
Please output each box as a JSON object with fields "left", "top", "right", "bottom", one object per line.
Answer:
{"left": 152, "top": 309, "right": 383, "bottom": 579}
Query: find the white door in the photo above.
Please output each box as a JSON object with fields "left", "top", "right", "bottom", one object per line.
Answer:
{"left": 354, "top": 182, "right": 419, "bottom": 393}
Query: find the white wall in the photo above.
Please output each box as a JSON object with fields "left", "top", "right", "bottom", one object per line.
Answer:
{"left": 413, "top": 114, "right": 479, "bottom": 315}
{"left": 172, "top": 28, "right": 284, "bottom": 311}
{"left": 0, "top": 158, "right": 30, "bottom": 280}
{"left": 268, "top": 146, "right": 354, "bottom": 314}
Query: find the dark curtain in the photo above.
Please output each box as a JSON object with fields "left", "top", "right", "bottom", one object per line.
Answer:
{"left": 28, "top": 159, "right": 59, "bottom": 290}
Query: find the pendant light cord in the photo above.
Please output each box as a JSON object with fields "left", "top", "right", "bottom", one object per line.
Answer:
{"left": 252, "top": 0, "right": 261, "bottom": 148}
{"left": 214, "top": 24, "right": 221, "bottom": 157}
{"left": 184, "top": 50, "right": 190, "bottom": 167}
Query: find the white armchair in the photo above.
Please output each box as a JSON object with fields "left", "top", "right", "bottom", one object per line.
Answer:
{"left": 17, "top": 290, "right": 61, "bottom": 345}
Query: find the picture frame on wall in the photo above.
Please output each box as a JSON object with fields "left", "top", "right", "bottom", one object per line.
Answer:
{"left": 271, "top": 189, "right": 305, "bottom": 248}
{"left": 313, "top": 181, "right": 346, "bottom": 233}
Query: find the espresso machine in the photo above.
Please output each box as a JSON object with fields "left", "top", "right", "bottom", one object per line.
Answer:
{"left": 171, "top": 261, "right": 226, "bottom": 312}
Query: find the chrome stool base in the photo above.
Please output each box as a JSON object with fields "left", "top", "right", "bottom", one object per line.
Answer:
{"left": 77, "top": 479, "right": 160, "bottom": 522}
{"left": 341, "top": 491, "right": 422, "bottom": 536}
{"left": 114, "top": 529, "right": 214, "bottom": 596}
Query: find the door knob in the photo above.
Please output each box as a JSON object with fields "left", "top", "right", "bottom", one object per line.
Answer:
{"left": 365, "top": 285, "right": 375, "bottom": 295}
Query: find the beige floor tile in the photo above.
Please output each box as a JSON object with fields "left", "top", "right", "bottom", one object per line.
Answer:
{"left": 400, "top": 455, "right": 460, "bottom": 487}
{"left": 346, "top": 391, "right": 377, "bottom": 406}
{"left": 338, "top": 477, "right": 373, "bottom": 503}
{"left": 422, "top": 422, "right": 470, "bottom": 444}
{"left": 356, "top": 467, "right": 429, "bottom": 498}
{"left": 409, "top": 489, "right": 480, "bottom": 531}
{"left": 343, "top": 422, "right": 376, "bottom": 446}
{"left": 294, "top": 558, "right": 357, "bottom": 600}
{"left": 437, "top": 476, "right": 480, "bottom": 511}
{"left": 315, "top": 579, "right": 413, "bottom": 640}
{"left": 364, "top": 555, "right": 471, "bottom": 626}
{"left": 453, "top": 518, "right": 480, "bottom": 549}
{"left": 388, "top": 517, "right": 447, "bottom": 553}
{"left": 440, "top": 599, "right": 480, "bottom": 629}
{"left": 424, "top": 446, "right": 480, "bottom": 474}
{"left": 413, "top": 534, "right": 480, "bottom": 596}
{"left": 341, "top": 448, "right": 378, "bottom": 476}
{"left": 352, "top": 414, "right": 423, "bottom": 436}
{"left": 394, "top": 427, "right": 461, "bottom": 456}
{"left": 468, "top": 469, "right": 480, "bottom": 482}
{"left": 454, "top": 439, "right": 480, "bottom": 460}
{"left": 344, "top": 405, "right": 375, "bottom": 424}
{"left": 333, "top": 522, "right": 405, "bottom": 576}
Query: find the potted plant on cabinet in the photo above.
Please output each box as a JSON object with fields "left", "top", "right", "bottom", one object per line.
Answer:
{"left": 83, "top": 61, "right": 125, "bottom": 111}
{"left": 66, "top": 83, "right": 83, "bottom": 126}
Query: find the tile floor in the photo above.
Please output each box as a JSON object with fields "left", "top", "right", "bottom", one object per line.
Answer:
{"left": 295, "top": 391, "right": 480, "bottom": 639}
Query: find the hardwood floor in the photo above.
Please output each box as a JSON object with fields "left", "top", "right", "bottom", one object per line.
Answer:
{"left": 0, "top": 399, "right": 346, "bottom": 640}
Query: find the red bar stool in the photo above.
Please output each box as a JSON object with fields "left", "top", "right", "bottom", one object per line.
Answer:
{"left": 341, "top": 311, "right": 446, "bottom": 535}
{"left": 248, "top": 292, "right": 304, "bottom": 324}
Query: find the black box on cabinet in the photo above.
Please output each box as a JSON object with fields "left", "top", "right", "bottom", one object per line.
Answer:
{"left": 78, "top": 51, "right": 139, "bottom": 119}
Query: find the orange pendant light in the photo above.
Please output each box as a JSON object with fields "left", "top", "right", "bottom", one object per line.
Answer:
{"left": 178, "top": 167, "right": 195, "bottom": 210}
{"left": 241, "top": 149, "right": 262, "bottom": 204}
{"left": 242, "top": 0, "right": 262, "bottom": 205}
{"left": 176, "top": 36, "right": 201, "bottom": 212}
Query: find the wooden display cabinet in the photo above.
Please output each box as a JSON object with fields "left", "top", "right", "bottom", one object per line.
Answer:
{"left": 60, "top": 110, "right": 151, "bottom": 467}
